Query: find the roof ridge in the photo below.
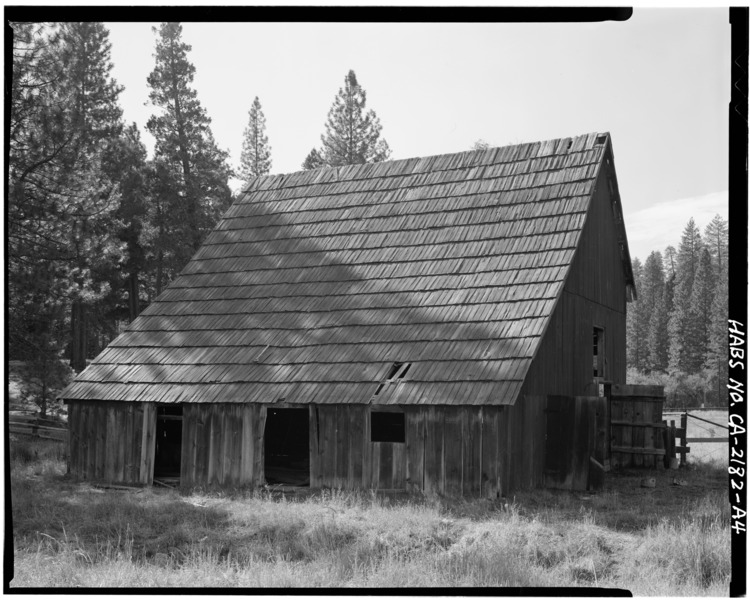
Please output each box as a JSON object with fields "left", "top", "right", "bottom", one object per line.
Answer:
{"left": 240, "top": 131, "right": 608, "bottom": 193}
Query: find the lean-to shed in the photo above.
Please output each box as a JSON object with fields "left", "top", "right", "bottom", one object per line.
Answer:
{"left": 60, "top": 132, "right": 636, "bottom": 495}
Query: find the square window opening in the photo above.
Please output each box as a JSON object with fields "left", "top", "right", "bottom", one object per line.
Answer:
{"left": 371, "top": 411, "right": 405, "bottom": 443}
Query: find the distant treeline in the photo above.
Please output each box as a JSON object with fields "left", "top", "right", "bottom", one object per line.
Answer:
{"left": 626, "top": 215, "right": 728, "bottom": 408}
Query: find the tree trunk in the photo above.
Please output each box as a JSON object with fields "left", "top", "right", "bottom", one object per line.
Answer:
{"left": 70, "top": 300, "right": 87, "bottom": 372}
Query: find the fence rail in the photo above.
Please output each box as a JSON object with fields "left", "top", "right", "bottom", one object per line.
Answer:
{"left": 9, "top": 415, "right": 67, "bottom": 443}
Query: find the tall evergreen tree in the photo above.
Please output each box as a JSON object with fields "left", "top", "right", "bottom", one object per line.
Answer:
{"left": 647, "top": 275, "right": 671, "bottom": 373}
{"left": 686, "top": 247, "right": 714, "bottom": 372}
{"left": 626, "top": 258, "right": 646, "bottom": 371}
{"left": 663, "top": 245, "right": 677, "bottom": 278}
{"left": 706, "top": 266, "right": 729, "bottom": 404}
{"left": 239, "top": 96, "right": 272, "bottom": 184}
{"left": 704, "top": 214, "right": 728, "bottom": 279}
{"left": 9, "top": 22, "right": 125, "bottom": 373}
{"left": 703, "top": 214, "right": 728, "bottom": 403}
{"left": 640, "top": 251, "right": 665, "bottom": 371}
{"left": 319, "top": 70, "right": 391, "bottom": 166}
{"left": 667, "top": 218, "right": 703, "bottom": 374}
{"left": 59, "top": 21, "right": 125, "bottom": 372}
{"left": 146, "top": 22, "right": 233, "bottom": 288}
{"left": 104, "top": 123, "right": 152, "bottom": 322}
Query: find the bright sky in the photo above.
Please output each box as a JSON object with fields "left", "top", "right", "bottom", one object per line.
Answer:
{"left": 105, "top": 8, "right": 731, "bottom": 262}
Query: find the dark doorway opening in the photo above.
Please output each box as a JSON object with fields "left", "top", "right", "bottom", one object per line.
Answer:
{"left": 154, "top": 404, "right": 182, "bottom": 481}
{"left": 264, "top": 408, "right": 310, "bottom": 486}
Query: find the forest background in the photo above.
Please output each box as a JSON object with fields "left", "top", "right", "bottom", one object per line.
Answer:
{"left": 7, "top": 19, "right": 731, "bottom": 417}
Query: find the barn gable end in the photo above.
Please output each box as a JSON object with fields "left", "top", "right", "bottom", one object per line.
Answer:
{"left": 60, "top": 132, "right": 635, "bottom": 494}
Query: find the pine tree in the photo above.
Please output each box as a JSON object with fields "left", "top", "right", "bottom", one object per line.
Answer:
{"left": 9, "top": 22, "right": 126, "bottom": 373}
{"left": 239, "top": 96, "right": 272, "bottom": 184}
{"left": 686, "top": 247, "right": 714, "bottom": 372}
{"left": 667, "top": 218, "right": 703, "bottom": 374}
{"left": 104, "top": 123, "right": 151, "bottom": 322}
{"left": 146, "top": 22, "right": 232, "bottom": 286}
{"left": 640, "top": 251, "right": 665, "bottom": 371}
{"left": 319, "top": 70, "right": 390, "bottom": 166}
{"left": 706, "top": 267, "right": 728, "bottom": 404}
{"left": 59, "top": 22, "right": 125, "bottom": 372}
{"left": 647, "top": 275, "right": 671, "bottom": 373}
{"left": 703, "top": 214, "right": 728, "bottom": 404}
{"left": 704, "top": 214, "right": 728, "bottom": 279}
{"left": 663, "top": 245, "right": 677, "bottom": 278}
{"left": 302, "top": 148, "right": 325, "bottom": 170}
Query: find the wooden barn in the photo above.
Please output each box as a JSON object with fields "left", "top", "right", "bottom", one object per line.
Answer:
{"left": 59, "top": 131, "right": 637, "bottom": 495}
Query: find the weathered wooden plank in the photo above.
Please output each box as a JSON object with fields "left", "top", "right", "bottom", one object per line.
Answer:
{"left": 206, "top": 407, "right": 218, "bottom": 485}
{"left": 240, "top": 404, "right": 255, "bottom": 485}
{"left": 423, "top": 406, "right": 443, "bottom": 495}
{"left": 180, "top": 404, "right": 194, "bottom": 487}
{"left": 317, "top": 406, "right": 335, "bottom": 488}
{"left": 78, "top": 404, "right": 89, "bottom": 479}
{"left": 349, "top": 405, "right": 364, "bottom": 488}
{"left": 499, "top": 406, "right": 511, "bottom": 496}
{"left": 463, "top": 408, "right": 482, "bottom": 496}
{"left": 308, "top": 405, "right": 319, "bottom": 488}
{"left": 632, "top": 400, "right": 645, "bottom": 467}
{"left": 405, "top": 408, "right": 425, "bottom": 492}
{"left": 195, "top": 405, "right": 208, "bottom": 486}
{"left": 571, "top": 397, "right": 587, "bottom": 490}
{"left": 255, "top": 405, "right": 267, "bottom": 485}
{"left": 336, "top": 405, "right": 348, "bottom": 489}
{"left": 123, "top": 404, "right": 135, "bottom": 483}
{"left": 226, "top": 405, "right": 240, "bottom": 486}
{"left": 378, "top": 442, "right": 393, "bottom": 489}
{"left": 481, "top": 406, "right": 499, "bottom": 498}
{"left": 362, "top": 407, "right": 372, "bottom": 490}
{"left": 68, "top": 402, "right": 80, "bottom": 478}
{"left": 114, "top": 405, "right": 126, "bottom": 483}
{"left": 611, "top": 446, "right": 666, "bottom": 456}
{"left": 132, "top": 404, "right": 144, "bottom": 482}
{"left": 140, "top": 403, "right": 156, "bottom": 485}
{"left": 443, "top": 408, "right": 463, "bottom": 497}
{"left": 392, "top": 442, "right": 406, "bottom": 490}
{"left": 94, "top": 404, "right": 106, "bottom": 481}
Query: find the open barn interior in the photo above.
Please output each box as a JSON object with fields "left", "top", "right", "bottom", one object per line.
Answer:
{"left": 264, "top": 408, "right": 310, "bottom": 486}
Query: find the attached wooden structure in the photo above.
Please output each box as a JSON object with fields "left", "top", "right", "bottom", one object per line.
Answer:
{"left": 61, "top": 132, "right": 637, "bottom": 495}
{"left": 610, "top": 384, "right": 666, "bottom": 469}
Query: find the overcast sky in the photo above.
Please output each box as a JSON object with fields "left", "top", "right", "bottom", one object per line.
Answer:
{"left": 105, "top": 8, "right": 731, "bottom": 262}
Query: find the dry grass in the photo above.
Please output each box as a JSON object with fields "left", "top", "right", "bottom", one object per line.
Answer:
{"left": 7, "top": 437, "right": 731, "bottom": 594}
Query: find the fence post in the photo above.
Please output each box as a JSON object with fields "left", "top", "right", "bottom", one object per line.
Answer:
{"left": 679, "top": 412, "right": 688, "bottom": 467}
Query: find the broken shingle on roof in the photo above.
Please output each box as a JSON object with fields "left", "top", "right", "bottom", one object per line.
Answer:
{"left": 60, "top": 132, "right": 633, "bottom": 407}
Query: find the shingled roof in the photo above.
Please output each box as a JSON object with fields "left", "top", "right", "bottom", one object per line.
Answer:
{"left": 60, "top": 132, "right": 633, "bottom": 406}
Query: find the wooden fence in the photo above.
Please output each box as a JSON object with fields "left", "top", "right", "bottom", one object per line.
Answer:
{"left": 609, "top": 384, "right": 666, "bottom": 468}
{"left": 663, "top": 412, "right": 728, "bottom": 466}
{"left": 9, "top": 412, "right": 68, "bottom": 443}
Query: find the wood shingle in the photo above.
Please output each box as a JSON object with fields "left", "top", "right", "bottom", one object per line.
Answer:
{"left": 59, "top": 132, "right": 632, "bottom": 407}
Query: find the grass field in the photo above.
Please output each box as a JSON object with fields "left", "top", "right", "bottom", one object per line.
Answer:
{"left": 7, "top": 434, "right": 731, "bottom": 594}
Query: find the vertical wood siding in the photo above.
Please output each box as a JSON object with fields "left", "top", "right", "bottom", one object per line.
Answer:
{"left": 69, "top": 399, "right": 549, "bottom": 495}
{"left": 180, "top": 403, "right": 265, "bottom": 488}
{"left": 68, "top": 400, "right": 144, "bottom": 484}
{"left": 310, "top": 402, "right": 547, "bottom": 496}
{"left": 543, "top": 395, "right": 606, "bottom": 490}
{"left": 521, "top": 166, "right": 627, "bottom": 400}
